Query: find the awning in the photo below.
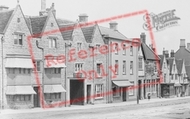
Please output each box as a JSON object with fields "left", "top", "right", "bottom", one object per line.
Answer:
{"left": 6, "top": 86, "right": 36, "bottom": 95}
{"left": 112, "top": 80, "right": 133, "bottom": 87}
{"left": 44, "top": 85, "right": 66, "bottom": 93}
{"left": 44, "top": 60, "right": 66, "bottom": 68}
{"left": 5, "top": 58, "right": 33, "bottom": 68}
{"left": 174, "top": 83, "right": 182, "bottom": 87}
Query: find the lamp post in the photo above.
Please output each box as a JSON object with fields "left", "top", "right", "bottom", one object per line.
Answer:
{"left": 65, "top": 42, "right": 72, "bottom": 107}
{"left": 36, "top": 40, "right": 45, "bottom": 108}
{"left": 89, "top": 44, "right": 95, "bottom": 104}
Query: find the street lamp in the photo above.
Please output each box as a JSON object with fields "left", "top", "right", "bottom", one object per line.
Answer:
{"left": 36, "top": 40, "right": 45, "bottom": 108}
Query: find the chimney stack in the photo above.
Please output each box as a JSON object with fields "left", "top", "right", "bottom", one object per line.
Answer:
{"left": 0, "top": 5, "right": 9, "bottom": 11}
{"left": 187, "top": 43, "right": 190, "bottom": 51}
{"left": 163, "top": 48, "right": 165, "bottom": 55}
{"left": 165, "top": 50, "right": 169, "bottom": 58}
{"left": 180, "top": 39, "right": 186, "bottom": 48}
{"left": 140, "top": 32, "right": 146, "bottom": 43}
{"left": 170, "top": 50, "right": 175, "bottom": 57}
{"left": 78, "top": 13, "right": 88, "bottom": 23}
{"left": 39, "top": 0, "right": 48, "bottom": 16}
{"left": 109, "top": 21, "right": 118, "bottom": 31}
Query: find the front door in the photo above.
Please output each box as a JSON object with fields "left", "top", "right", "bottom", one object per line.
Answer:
{"left": 87, "top": 85, "right": 91, "bottom": 104}
{"left": 122, "top": 87, "right": 126, "bottom": 101}
{"left": 33, "top": 87, "right": 40, "bottom": 107}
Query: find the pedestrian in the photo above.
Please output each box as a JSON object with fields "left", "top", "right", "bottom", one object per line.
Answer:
{"left": 148, "top": 93, "right": 151, "bottom": 101}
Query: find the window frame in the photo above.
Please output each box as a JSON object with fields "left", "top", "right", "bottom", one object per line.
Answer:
{"left": 13, "top": 33, "right": 24, "bottom": 46}
{"left": 129, "top": 81, "right": 134, "bottom": 96}
{"left": 130, "top": 61, "right": 133, "bottom": 75}
{"left": 130, "top": 46, "right": 133, "bottom": 56}
{"left": 48, "top": 37, "right": 57, "bottom": 48}
{"left": 77, "top": 42, "right": 82, "bottom": 51}
{"left": 74, "top": 63, "right": 83, "bottom": 72}
{"left": 115, "top": 60, "right": 119, "bottom": 75}
{"left": 123, "top": 60, "right": 126, "bottom": 75}
{"left": 95, "top": 84, "right": 103, "bottom": 98}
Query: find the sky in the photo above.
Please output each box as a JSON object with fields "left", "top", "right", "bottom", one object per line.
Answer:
{"left": 1, "top": 0, "right": 190, "bottom": 54}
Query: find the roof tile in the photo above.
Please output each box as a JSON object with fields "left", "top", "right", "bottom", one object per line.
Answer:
{"left": 0, "top": 9, "right": 14, "bottom": 33}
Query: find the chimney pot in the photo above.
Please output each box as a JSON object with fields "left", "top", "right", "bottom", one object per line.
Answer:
{"left": 79, "top": 13, "right": 88, "bottom": 23}
{"left": 165, "top": 50, "right": 169, "bottom": 58}
{"left": 180, "top": 39, "right": 186, "bottom": 48}
{"left": 170, "top": 50, "right": 175, "bottom": 57}
{"left": 109, "top": 21, "right": 118, "bottom": 31}
{"left": 140, "top": 32, "right": 146, "bottom": 43}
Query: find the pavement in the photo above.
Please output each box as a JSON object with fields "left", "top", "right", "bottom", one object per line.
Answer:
{"left": 1, "top": 96, "right": 190, "bottom": 115}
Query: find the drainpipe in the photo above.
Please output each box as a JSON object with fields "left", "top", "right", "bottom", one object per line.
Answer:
{"left": 36, "top": 40, "right": 45, "bottom": 108}
{"left": 1, "top": 36, "right": 4, "bottom": 110}
{"left": 65, "top": 42, "right": 72, "bottom": 106}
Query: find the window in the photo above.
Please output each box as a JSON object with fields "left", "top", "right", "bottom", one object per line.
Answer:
{"left": 154, "top": 62, "right": 157, "bottom": 72}
{"left": 49, "top": 37, "right": 57, "bottom": 48}
{"left": 35, "top": 61, "right": 41, "bottom": 72}
{"left": 164, "top": 74, "right": 166, "bottom": 82}
{"left": 115, "top": 60, "right": 119, "bottom": 75}
{"left": 77, "top": 42, "right": 82, "bottom": 51}
{"left": 51, "top": 23, "right": 54, "bottom": 27}
{"left": 115, "top": 43, "right": 119, "bottom": 54}
{"left": 45, "top": 93, "right": 61, "bottom": 100}
{"left": 14, "top": 34, "right": 23, "bottom": 45}
{"left": 8, "top": 68, "right": 15, "bottom": 74}
{"left": 123, "top": 44, "right": 126, "bottom": 55}
{"left": 129, "top": 82, "right": 134, "bottom": 96}
{"left": 95, "top": 84, "right": 103, "bottom": 98}
{"left": 53, "top": 68, "right": 61, "bottom": 74}
{"left": 75, "top": 63, "right": 83, "bottom": 72}
{"left": 171, "top": 74, "right": 173, "bottom": 80}
{"left": 130, "top": 61, "right": 133, "bottom": 75}
{"left": 175, "top": 74, "right": 177, "bottom": 80}
{"left": 173, "top": 64, "right": 175, "bottom": 71}
{"left": 27, "top": 69, "right": 31, "bottom": 74}
{"left": 97, "top": 63, "right": 102, "bottom": 76}
{"left": 139, "top": 57, "right": 143, "bottom": 70}
{"left": 15, "top": 95, "right": 31, "bottom": 101}
{"left": 17, "top": 18, "right": 20, "bottom": 23}
{"left": 164, "top": 62, "right": 166, "bottom": 69}
{"left": 123, "top": 60, "right": 126, "bottom": 75}
{"left": 112, "top": 86, "right": 121, "bottom": 97}
{"left": 96, "top": 44, "right": 100, "bottom": 51}
{"left": 130, "top": 46, "right": 133, "bottom": 56}
{"left": 19, "top": 68, "right": 22, "bottom": 74}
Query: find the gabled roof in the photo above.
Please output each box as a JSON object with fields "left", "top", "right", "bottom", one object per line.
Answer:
{"left": 81, "top": 25, "right": 96, "bottom": 43}
{"left": 141, "top": 43, "right": 160, "bottom": 61}
{"left": 175, "top": 59, "right": 183, "bottom": 74}
{"left": 58, "top": 23, "right": 75, "bottom": 40}
{"left": 185, "top": 65, "right": 190, "bottom": 79}
{"left": 0, "top": 9, "right": 14, "bottom": 33}
{"left": 158, "top": 55, "right": 164, "bottom": 68}
{"left": 167, "top": 58, "right": 174, "bottom": 73}
{"left": 98, "top": 26, "right": 127, "bottom": 40}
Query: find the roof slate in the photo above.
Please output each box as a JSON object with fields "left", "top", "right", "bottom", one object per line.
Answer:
{"left": 56, "top": 18, "right": 75, "bottom": 25}
{"left": 175, "top": 59, "right": 183, "bottom": 74}
{"left": 0, "top": 9, "right": 14, "bottom": 33}
{"left": 29, "top": 16, "right": 48, "bottom": 36}
{"left": 58, "top": 23, "right": 75, "bottom": 40}
{"left": 141, "top": 43, "right": 160, "bottom": 61}
{"left": 98, "top": 26, "right": 127, "bottom": 40}
{"left": 158, "top": 55, "right": 164, "bottom": 68}
{"left": 167, "top": 58, "right": 174, "bottom": 73}
{"left": 81, "top": 25, "right": 96, "bottom": 43}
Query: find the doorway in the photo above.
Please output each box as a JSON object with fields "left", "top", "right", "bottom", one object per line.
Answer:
{"left": 87, "top": 85, "right": 91, "bottom": 104}
{"left": 122, "top": 87, "right": 126, "bottom": 101}
{"left": 70, "top": 80, "right": 84, "bottom": 105}
{"left": 33, "top": 87, "right": 40, "bottom": 107}
{"left": 138, "top": 80, "right": 141, "bottom": 99}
